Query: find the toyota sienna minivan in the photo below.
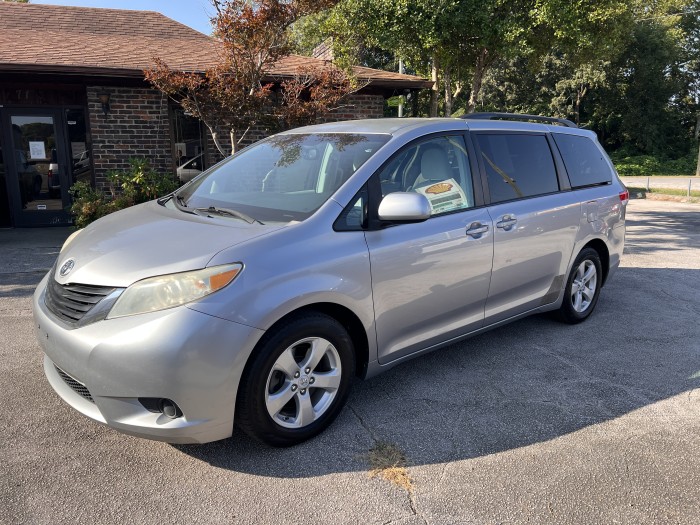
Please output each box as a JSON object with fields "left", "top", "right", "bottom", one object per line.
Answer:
{"left": 33, "top": 114, "right": 627, "bottom": 446}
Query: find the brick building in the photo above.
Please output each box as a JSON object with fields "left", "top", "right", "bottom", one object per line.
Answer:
{"left": 0, "top": 3, "right": 430, "bottom": 227}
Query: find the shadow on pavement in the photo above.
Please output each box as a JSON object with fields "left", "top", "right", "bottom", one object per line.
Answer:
{"left": 175, "top": 265, "right": 700, "bottom": 476}
{"left": 0, "top": 272, "right": 46, "bottom": 298}
{"left": 625, "top": 208, "right": 700, "bottom": 256}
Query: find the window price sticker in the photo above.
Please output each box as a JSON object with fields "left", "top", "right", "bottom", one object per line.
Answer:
{"left": 415, "top": 178, "right": 468, "bottom": 214}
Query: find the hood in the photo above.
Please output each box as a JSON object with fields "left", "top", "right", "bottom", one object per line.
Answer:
{"left": 54, "top": 201, "right": 284, "bottom": 287}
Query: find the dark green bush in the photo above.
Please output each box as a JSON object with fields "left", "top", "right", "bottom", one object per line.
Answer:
{"left": 609, "top": 152, "right": 696, "bottom": 176}
{"left": 69, "top": 158, "right": 178, "bottom": 228}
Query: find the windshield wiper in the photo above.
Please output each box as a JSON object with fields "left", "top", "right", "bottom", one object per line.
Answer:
{"left": 193, "top": 206, "right": 263, "bottom": 225}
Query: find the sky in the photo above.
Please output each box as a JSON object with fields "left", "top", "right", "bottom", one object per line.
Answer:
{"left": 32, "top": 0, "right": 215, "bottom": 35}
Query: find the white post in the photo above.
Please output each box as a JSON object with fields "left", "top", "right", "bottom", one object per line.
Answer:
{"left": 689, "top": 178, "right": 692, "bottom": 197}
{"left": 646, "top": 177, "right": 650, "bottom": 191}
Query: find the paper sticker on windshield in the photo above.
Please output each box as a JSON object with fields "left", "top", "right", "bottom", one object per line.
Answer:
{"left": 415, "top": 178, "right": 468, "bottom": 214}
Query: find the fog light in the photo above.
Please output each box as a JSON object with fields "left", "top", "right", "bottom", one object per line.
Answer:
{"left": 139, "top": 397, "right": 182, "bottom": 419}
{"left": 159, "top": 399, "right": 182, "bottom": 419}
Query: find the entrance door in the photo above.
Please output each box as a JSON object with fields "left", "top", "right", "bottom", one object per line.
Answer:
{"left": 3, "top": 109, "right": 72, "bottom": 226}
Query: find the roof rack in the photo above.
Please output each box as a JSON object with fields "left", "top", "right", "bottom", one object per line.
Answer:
{"left": 461, "top": 112, "right": 578, "bottom": 128}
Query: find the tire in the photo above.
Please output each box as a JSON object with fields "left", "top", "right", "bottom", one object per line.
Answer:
{"left": 236, "top": 313, "right": 355, "bottom": 447}
{"left": 556, "top": 247, "right": 603, "bottom": 324}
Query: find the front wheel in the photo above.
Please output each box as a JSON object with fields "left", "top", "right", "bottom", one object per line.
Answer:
{"left": 556, "top": 247, "right": 603, "bottom": 324}
{"left": 236, "top": 313, "right": 355, "bottom": 447}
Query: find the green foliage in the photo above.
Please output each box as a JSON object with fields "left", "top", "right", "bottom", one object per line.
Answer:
{"left": 69, "top": 159, "right": 178, "bottom": 229}
{"left": 609, "top": 153, "right": 696, "bottom": 176}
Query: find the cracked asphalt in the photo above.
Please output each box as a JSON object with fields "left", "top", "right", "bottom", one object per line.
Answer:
{"left": 2, "top": 199, "right": 699, "bottom": 524}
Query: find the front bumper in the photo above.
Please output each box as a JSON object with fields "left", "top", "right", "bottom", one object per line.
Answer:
{"left": 33, "top": 273, "right": 264, "bottom": 444}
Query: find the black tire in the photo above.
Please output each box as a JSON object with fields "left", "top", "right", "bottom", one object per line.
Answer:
{"left": 236, "top": 313, "right": 355, "bottom": 447}
{"left": 556, "top": 247, "right": 603, "bottom": 324}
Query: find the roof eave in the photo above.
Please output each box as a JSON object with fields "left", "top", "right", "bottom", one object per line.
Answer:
{"left": 0, "top": 64, "right": 433, "bottom": 90}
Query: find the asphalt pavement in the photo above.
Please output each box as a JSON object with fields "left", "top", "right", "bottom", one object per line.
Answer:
{"left": 1, "top": 200, "right": 699, "bottom": 524}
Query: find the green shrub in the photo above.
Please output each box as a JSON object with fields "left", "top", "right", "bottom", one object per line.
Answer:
{"left": 69, "top": 158, "right": 178, "bottom": 228}
{"left": 609, "top": 152, "right": 696, "bottom": 176}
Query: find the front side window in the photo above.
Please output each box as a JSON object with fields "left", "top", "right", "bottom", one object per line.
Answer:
{"left": 178, "top": 133, "right": 389, "bottom": 223}
{"left": 476, "top": 133, "right": 559, "bottom": 203}
{"left": 378, "top": 135, "right": 475, "bottom": 216}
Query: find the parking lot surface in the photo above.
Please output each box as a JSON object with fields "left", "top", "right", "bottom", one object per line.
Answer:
{"left": 2, "top": 199, "right": 699, "bottom": 524}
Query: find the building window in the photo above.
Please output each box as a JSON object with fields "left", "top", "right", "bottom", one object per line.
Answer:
{"left": 170, "top": 105, "right": 207, "bottom": 183}
{"left": 65, "top": 108, "right": 93, "bottom": 186}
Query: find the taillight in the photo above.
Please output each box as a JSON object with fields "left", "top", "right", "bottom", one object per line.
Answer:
{"left": 47, "top": 169, "right": 53, "bottom": 183}
{"left": 619, "top": 189, "right": 629, "bottom": 204}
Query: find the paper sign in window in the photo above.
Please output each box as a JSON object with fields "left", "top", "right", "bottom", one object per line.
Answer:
{"left": 29, "top": 141, "right": 46, "bottom": 160}
{"left": 415, "top": 178, "right": 468, "bottom": 214}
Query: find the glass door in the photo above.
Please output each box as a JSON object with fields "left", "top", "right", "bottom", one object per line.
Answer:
{"left": 3, "top": 109, "right": 72, "bottom": 226}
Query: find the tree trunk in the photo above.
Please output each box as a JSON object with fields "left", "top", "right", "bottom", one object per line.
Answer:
{"left": 467, "top": 48, "right": 488, "bottom": 114}
{"left": 230, "top": 129, "right": 239, "bottom": 155}
{"left": 695, "top": 112, "right": 700, "bottom": 177}
{"left": 430, "top": 53, "right": 439, "bottom": 117}
{"left": 398, "top": 58, "right": 405, "bottom": 117}
{"left": 208, "top": 127, "right": 227, "bottom": 157}
{"left": 411, "top": 88, "right": 419, "bottom": 117}
{"left": 444, "top": 65, "right": 453, "bottom": 117}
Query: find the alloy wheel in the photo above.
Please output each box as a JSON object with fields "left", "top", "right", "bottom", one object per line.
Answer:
{"left": 265, "top": 337, "right": 342, "bottom": 429}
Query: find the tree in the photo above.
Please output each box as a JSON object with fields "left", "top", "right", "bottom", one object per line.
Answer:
{"left": 302, "top": 0, "right": 638, "bottom": 117}
{"left": 677, "top": 0, "right": 700, "bottom": 173}
{"left": 146, "top": 0, "right": 356, "bottom": 155}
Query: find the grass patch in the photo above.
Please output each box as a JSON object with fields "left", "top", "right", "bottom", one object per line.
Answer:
{"left": 366, "top": 441, "right": 414, "bottom": 493}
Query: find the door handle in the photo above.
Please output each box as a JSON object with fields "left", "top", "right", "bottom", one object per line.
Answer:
{"left": 496, "top": 215, "right": 517, "bottom": 230}
{"left": 466, "top": 223, "right": 489, "bottom": 237}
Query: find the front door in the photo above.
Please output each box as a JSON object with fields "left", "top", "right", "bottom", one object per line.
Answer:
{"left": 2, "top": 109, "right": 72, "bottom": 226}
{"left": 366, "top": 134, "right": 494, "bottom": 364}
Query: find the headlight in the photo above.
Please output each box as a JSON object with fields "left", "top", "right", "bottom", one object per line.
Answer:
{"left": 107, "top": 263, "right": 242, "bottom": 318}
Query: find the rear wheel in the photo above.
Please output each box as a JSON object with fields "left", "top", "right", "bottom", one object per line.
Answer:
{"left": 236, "top": 313, "right": 355, "bottom": 447}
{"left": 556, "top": 247, "right": 602, "bottom": 324}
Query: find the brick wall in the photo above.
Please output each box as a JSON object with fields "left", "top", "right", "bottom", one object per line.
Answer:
{"left": 87, "top": 86, "right": 171, "bottom": 189}
{"left": 206, "top": 93, "right": 385, "bottom": 165}
{"left": 322, "top": 93, "right": 385, "bottom": 122}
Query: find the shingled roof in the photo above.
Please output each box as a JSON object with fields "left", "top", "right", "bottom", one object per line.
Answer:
{"left": 0, "top": 2, "right": 431, "bottom": 88}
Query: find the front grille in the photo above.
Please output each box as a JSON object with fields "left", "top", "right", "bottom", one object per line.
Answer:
{"left": 54, "top": 365, "right": 94, "bottom": 403}
{"left": 45, "top": 276, "right": 115, "bottom": 326}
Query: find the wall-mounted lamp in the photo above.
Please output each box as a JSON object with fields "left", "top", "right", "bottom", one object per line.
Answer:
{"left": 97, "top": 91, "right": 111, "bottom": 116}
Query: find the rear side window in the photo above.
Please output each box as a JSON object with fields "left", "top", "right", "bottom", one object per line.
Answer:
{"left": 476, "top": 134, "right": 559, "bottom": 203}
{"left": 552, "top": 133, "right": 612, "bottom": 188}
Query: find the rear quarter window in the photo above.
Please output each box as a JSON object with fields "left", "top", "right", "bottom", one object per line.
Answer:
{"left": 552, "top": 133, "right": 612, "bottom": 188}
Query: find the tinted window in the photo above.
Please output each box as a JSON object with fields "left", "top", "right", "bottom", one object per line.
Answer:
{"left": 553, "top": 133, "right": 612, "bottom": 188}
{"left": 476, "top": 134, "right": 559, "bottom": 203}
{"left": 378, "top": 135, "right": 475, "bottom": 216}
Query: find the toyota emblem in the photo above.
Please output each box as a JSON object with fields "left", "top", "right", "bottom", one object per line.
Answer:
{"left": 59, "top": 259, "right": 75, "bottom": 277}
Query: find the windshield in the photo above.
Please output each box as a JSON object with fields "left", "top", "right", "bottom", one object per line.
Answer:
{"left": 177, "top": 133, "right": 390, "bottom": 223}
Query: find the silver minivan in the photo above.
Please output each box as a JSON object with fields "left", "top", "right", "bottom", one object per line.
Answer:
{"left": 33, "top": 115, "right": 628, "bottom": 446}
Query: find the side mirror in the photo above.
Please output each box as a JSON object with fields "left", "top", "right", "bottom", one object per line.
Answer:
{"left": 378, "top": 192, "right": 431, "bottom": 222}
